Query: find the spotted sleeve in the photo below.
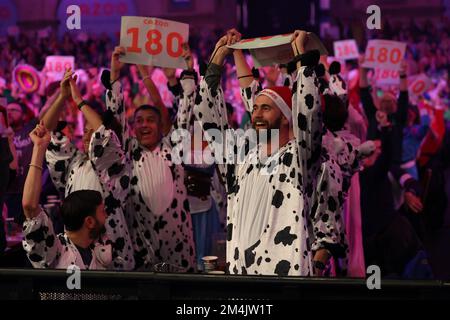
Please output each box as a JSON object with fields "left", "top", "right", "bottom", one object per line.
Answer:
{"left": 239, "top": 79, "right": 262, "bottom": 113}
{"left": 89, "top": 124, "right": 135, "bottom": 270}
{"left": 193, "top": 73, "right": 234, "bottom": 191}
{"left": 310, "top": 161, "right": 348, "bottom": 259}
{"left": 89, "top": 125, "right": 128, "bottom": 200}
{"left": 22, "top": 208, "right": 62, "bottom": 268}
{"left": 105, "top": 80, "right": 131, "bottom": 152}
{"left": 45, "top": 132, "right": 84, "bottom": 195}
{"left": 175, "top": 77, "right": 197, "bottom": 131}
{"left": 292, "top": 64, "right": 323, "bottom": 193}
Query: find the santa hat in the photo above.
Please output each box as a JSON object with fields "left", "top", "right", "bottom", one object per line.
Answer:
{"left": 256, "top": 86, "right": 293, "bottom": 123}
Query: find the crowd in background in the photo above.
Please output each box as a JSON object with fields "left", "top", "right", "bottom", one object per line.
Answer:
{"left": 0, "top": 16, "right": 450, "bottom": 278}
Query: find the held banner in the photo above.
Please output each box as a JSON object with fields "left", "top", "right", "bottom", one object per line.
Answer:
{"left": 362, "top": 40, "right": 406, "bottom": 71}
{"left": 408, "top": 74, "right": 432, "bottom": 97}
{"left": 120, "top": 16, "right": 189, "bottom": 69}
{"left": 333, "top": 39, "right": 359, "bottom": 60}
{"left": 44, "top": 56, "right": 75, "bottom": 81}
{"left": 373, "top": 68, "right": 400, "bottom": 86}
{"left": 228, "top": 32, "right": 328, "bottom": 68}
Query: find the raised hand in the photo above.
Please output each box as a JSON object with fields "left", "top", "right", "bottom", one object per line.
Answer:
{"left": 60, "top": 68, "right": 74, "bottom": 99}
{"left": 225, "top": 28, "right": 241, "bottom": 46}
{"left": 399, "top": 60, "right": 408, "bottom": 76}
{"left": 358, "top": 54, "right": 366, "bottom": 67}
{"left": 69, "top": 74, "right": 83, "bottom": 105}
{"left": 30, "top": 121, "right": 51, "bottom": 147}
{"left": 136, "top": 64, "right": 154, "bottom": 78}
{"left": 291, "top": 30, "right": 307, "bottom": 55}
{"left": 163, "top": 67, "right": 176, "bottom": 80}
{"left": 211, "top": 28, "right": 242, "bottom": 63}
{"left": 181, "top": 43, "right": 194, "bottom": 71}
{"left": 111, "top": 46, "right": 126, "bottom": 82}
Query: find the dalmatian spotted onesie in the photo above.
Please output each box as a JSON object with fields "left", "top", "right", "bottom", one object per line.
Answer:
{"left": 314, "top": 70, "right": 375, "bottom": 275}
{"left": 105, "top": 81, "right": 196, "bottom": 271}
{"left": 23, "top": 207, "right": 115, "bottom": 269}
{"left": 45, "top": 130, "right": 135, "bottom": 270}
{"left": 194, "top": 53, "right": 339, "bottom": 276}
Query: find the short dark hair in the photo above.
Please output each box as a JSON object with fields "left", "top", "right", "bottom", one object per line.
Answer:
{"left": 8, "top": 100, "right": 28, "bottom": 114}
{"left": 61, "top": 190, "right": 102, "bottom": 231}
{"left": 323, "top": 94, "right": 348, "bottom": 132}
{"left": 134, "top": 104, "right": 162, "bottom": 121}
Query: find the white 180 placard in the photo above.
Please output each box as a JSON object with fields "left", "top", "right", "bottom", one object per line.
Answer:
{"left": 333, "top": 39, "right": 359, "bottom": 60}
{"left": 362, "top": 40, "right": 406, "bottom": 71}
{"left": 44, "top": 56, "right": 75, "bottom": 81}
{"left": 373, "top": 68, "right": 400, "bottom": 86}
{"left": 408, "top": 74, "right": 432, "bottom": 97}
{"left": 120, "top": 16, "right": 189, "bottom": 69}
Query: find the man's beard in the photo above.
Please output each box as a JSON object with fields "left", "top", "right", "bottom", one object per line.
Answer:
{"left": 254, "top": 116, "right": 282, "bottom": 143}
{"left": 89, "top": 219, "right": 106, "bottom": 240}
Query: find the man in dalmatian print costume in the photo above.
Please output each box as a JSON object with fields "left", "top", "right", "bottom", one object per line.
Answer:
{"left": 101, "top": 47, "right": 196, "bottom": 271}
{"left": 240, "top": 55, "right": 376, "bottom": 276}
{"left": 23, "top": 119, "right": 115, "bottom": 269}
{"left": 193, "top": 29, "right": 345, "bottom": 276}
{"left": 314, "top": 62, "right": 376, "bottom": 275}
{"left": 42, "top": 68, "right": 134, "bottom": 270}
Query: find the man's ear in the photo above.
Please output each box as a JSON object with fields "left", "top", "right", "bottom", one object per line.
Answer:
{"left": 84, "top": 216, "right": 95, "bottom": 228}
{"left": 281, "top": 115, "right": 290, "bottom": 126}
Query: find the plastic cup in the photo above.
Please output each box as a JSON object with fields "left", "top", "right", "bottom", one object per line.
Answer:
{"left": 202, "top": 256, "right": 218, "bottom": 272}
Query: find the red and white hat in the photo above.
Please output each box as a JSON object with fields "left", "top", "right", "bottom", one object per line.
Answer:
{"left": 256, "top": 86, "right": 293, "bottom": 123}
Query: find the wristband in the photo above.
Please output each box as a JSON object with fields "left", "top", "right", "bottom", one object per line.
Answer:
{"left": 77, "top": 100, "right": 88, "bottom": 110}
{"left": 29, "top": 163, "right": 43, "bottom": 171}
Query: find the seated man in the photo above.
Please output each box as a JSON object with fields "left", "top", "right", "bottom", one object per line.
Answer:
{"left": 22, "top": 122, "right": 112, "bottom": 269}
{"left": 43, "top": 68, "right": 134, "bottom": 270}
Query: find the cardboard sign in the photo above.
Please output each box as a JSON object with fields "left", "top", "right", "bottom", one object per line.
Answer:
{"left": 44, "top": 56, "right": 75, "bottom": 81}
{"left": 333, "top": 39, "right": 359, "bottom": 60}
{"left": 228, "top": 32, "right": 328, "bottom": 68}
{"left": 362, "top": 40, "right": 406, "bottom": 71}
{"left": 120, "top": 16, "right": 189, "bottom": 69}
{"left": 373, "top": 68, "right": 400, "bottom": 86}
{"left": 408, "top": 74, "right": 432, "bottom": 97}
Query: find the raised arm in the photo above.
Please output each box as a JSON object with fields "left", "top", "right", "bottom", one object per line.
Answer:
{"left": 174, "top": 43, "right": 198, "bottom": 131}
{"left": 41, "top": 69, "right": 73, "bottom": 132}
{"left": 69, "top": 74, "right": 102, "bottom": 132}
{"left": 233, "top": 47, "right": 254, "bottom": 88}
{"left": 193, "top": 31, "right": 237, "bottom": 188}
{"left": 396, "top": 61, "right": 410, "bottom": 126}
{"left": 358, "top": 55, "right": 377, "bottom": 120}
{"left": 291, "top": 31, "right": 322, "bottom": 189}
{"left": 233, "top": 46, "right": 263, "bottom": 113}
{"left": 105, "top": 46, "right": 129, "bottom": 148}
{"left": 22, "top": 122, "right": 50, "bottom": 219}
{"left": 137, "top": 64, "right": 171, "bottom": 135}
{"left": 22, "top": 122, "right": 61, "bottom": 268}
{"left": 88, "top": 124, "right": 135, "bottom": 270}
